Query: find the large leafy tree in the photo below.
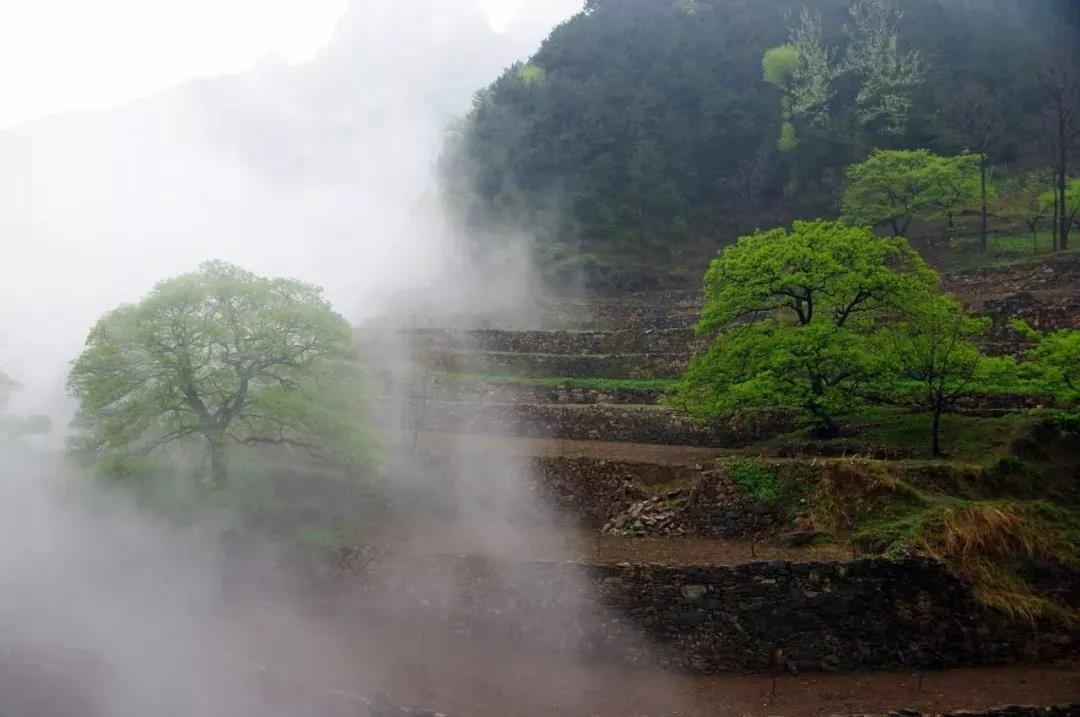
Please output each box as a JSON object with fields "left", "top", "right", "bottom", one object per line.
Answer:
{"left": 68, "top": 261, "right": 369, "bottom": 486}
{"left": 674, "top": 219, "right": 936, "bottom": 437}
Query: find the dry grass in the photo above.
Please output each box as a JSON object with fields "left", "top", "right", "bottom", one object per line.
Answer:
{"left": 915, "top": 502, "right": 1078, "bottom": 623}
{"left": 801, "top": 458, "right": 1079, "bottom": 623}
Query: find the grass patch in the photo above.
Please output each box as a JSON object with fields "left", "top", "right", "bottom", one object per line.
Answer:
{"left": 797, "top": 455, "right": 1080, "bottom": 623}
{"left": 861, "top": 411, "right": 1031, "bottom": 461}
{"left": 941, "top": 231, "right": 1080, "bottom": 272}
{"left": 857, "top": 498, "right": 1079, "bottom": 623}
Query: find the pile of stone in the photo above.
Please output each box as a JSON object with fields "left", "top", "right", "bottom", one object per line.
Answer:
{"left": 602, "top": 492, "right": 689, "bottom": 536}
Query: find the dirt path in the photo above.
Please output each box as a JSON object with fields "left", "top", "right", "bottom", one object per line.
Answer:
{"left": 201, "top": 611, "right": 1080, "bottom": 717}
{"left": 415, "top": 430, "right": 734, "bottom": 464}
{"left": 368, "top": 519, "right": 851, "bottom": 565}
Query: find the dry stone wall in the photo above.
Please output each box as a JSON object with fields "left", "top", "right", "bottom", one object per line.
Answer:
{"left": 366, "top": 327, "right": 703, "bottom": 355}
{"left": 424, "top": 349, "right": 689, "bottom": 379}
{"left": 356, "top": 556, "right": 1076, "bottom": 675}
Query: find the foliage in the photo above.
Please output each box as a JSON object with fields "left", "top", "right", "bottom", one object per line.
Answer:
{"left": 841, "top": 0, "right": 926, "bottom": 135}
{"left": 763, "top": 43, "right": 802, "bottom": 151}
{"left": 1039, "top": 178, "right": 1080, "bottom": 234}
{"left": 995, "top": 171, "right": 1052, "bottom": 247}
{"left": 727, "top": 459, "right": 782, "bottom": 502}
{"left": 67, "top": 261, "right": 371, "bottom": 486}
{"left": 673, "top": 220, "right": 936, "bottom": 436}
{"left": 842, "top": 149, "right": 979, "bottom": 236}
{"left": 873, "top": 297, "right": 991, "bottom": 454}
{"left": 786, "top": 9, "right": 837, "bottom": 128}
{"left": 1011, "top": 320, "right": 1080, "bottom": 402}
{"left": 762, "top": 44, "right": 799, "bottom": 87}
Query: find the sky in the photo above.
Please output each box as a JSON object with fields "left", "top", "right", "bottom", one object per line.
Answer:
{"left": 0, "top": 0, "right": 554, "bottom": 129}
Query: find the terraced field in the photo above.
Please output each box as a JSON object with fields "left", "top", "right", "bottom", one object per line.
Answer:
{"left": 348, "top": 273, "right": 1080, "bottom": 716}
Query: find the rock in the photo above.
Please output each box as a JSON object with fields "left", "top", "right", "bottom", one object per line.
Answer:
{"left": 681, "top": 584, "right": 708, "bottom": 601}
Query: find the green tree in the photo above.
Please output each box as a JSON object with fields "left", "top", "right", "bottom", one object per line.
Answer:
{"left": 1039, "top": 178, "right": 1080, "bottom": 247}
{"left": 878, "top": 297, "right": 990, "bottom": 455}
{"left": 68, "top": 261, "right": 370, "bottom": 486}
{"left": 763, "top": 44, "right": 800, "bottom": 152}
{"left": 942, "top": 84, "right": 1004, "bottom": 251}
{"left": 1011, "top": 320, "right": 1080, "bottom": 402}
{"left": 929, "top": 152, "right": 982, "bottom": 236}
{"left": 843, "top": 0, "right": 926, "bottom": 136}
{"left": 996, "top": 171, "right": 1051, "bottom": 253}
{"left": 674, "top": 219, "right": 936, "bottom": 438}
{"left": 842, "top": 149, "right": 976, "bottom": 237}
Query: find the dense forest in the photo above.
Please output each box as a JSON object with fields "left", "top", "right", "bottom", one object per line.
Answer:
{"left": 440, "top": 0, "right": 1080, "bottom": 288}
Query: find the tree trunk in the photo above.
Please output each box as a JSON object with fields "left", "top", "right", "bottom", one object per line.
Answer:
{"left": 980, "top": 155, "right": 988, "bottom": 252}
{"left": 638, "top": 204, "right": 646, "bottom": 252}
{"left": 1052, "top": 193, "right": 1060, "bottom": 252}
{"left": 1058, "top": 110, "right": 1070, "bottom": 251}
{"left": 931, "top": 409, "right": 943, "bottom": 457}
{"left": 209, "top": 438, "right": 228, "bottom": 487}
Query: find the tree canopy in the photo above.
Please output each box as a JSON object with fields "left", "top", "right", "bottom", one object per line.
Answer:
{"left": 68, "top": 261, "right": 370, "bottom": 485}
{"left": 876, "top": 297, "right": 991, "bottom": 455}
{"left": 841, "top": 149, "right": 980, "bottom": 236}
{"left": 1012, "top": 320, "right": 1080, "bottom": 402}
{"left": 674, "top": 220, "right": 936, "bottom": 437}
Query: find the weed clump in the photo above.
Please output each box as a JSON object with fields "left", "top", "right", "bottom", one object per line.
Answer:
{"left": 727, "top": 460, "right": 782, "bottom": 502}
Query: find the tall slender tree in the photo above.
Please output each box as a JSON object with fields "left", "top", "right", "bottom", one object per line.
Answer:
{"left": 1039, "top": 64, "right": 1078, "bottom": 251}
{"left": 942, "top": 84, "right": 1004, "bottom": 251}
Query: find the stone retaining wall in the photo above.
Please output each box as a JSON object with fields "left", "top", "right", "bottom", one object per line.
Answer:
{"left": 392, "top": 401, "right": 794, "bottom": 447}
{"left": 423, "top": 349, "right": 689, "bottom": 379}
{"left": 361, "top": 327, "right": 703, "bottom": 356}
{"left": 356, "top": 556, "right": 1075, "bottom": 674}
{"left": 424, "top": 380, "right": 665, "bottom": 406}
{"left": 412, "top": 401, "right": 727, "bottom": 446}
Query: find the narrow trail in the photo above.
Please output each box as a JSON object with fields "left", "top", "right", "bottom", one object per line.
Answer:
{"left": 367, "top": 519, "right": 852, "bottom": 565}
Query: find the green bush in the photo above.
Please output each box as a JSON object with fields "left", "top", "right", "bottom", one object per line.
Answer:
{"left": 728, "top": 460, "right": 783, "bottom": 502}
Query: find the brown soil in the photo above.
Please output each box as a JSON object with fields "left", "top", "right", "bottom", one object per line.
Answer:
{"left": 367, "top": 519, "right": 851, "bottom": 565}
{"left": 415, "top": 430, "right": 733, "bottom": 465}
{"left": 367, "top": 636, "right": 1080, "bottom": 717}
{"left": 10, "top": 600, "right": 1074, "bottom": 717}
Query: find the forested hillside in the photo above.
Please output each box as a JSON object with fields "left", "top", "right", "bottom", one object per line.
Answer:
{"left": 441, "top": 0, "right": 1080, "bottom": 288}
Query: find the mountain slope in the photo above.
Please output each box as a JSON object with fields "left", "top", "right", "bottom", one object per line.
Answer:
{"left": 442, "top": 0, "right": 1080, "bottom": 288}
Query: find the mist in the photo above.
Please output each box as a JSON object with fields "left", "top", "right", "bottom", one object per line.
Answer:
{"left": 0, "top": 0, "right": 582, "bottom": 420}
{"left": 0, "top": 2, "right": 616, "bottom": 714}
